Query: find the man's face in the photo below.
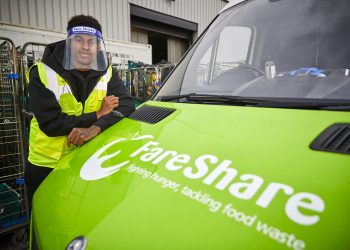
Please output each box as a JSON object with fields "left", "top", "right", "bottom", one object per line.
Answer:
{"left": 71, "top": 34, "right": 98, "bottom": 70}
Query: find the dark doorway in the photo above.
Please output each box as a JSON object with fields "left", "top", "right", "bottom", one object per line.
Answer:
{"left": 130, "top": 4, "right": 197, "bottom": 64}
{"left": 148, "top": 32, "right": 168, "bottom": 64}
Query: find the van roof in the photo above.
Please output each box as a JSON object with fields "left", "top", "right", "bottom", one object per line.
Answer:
{"left": 220, "top": 0, "right": 245, "bottom": 13}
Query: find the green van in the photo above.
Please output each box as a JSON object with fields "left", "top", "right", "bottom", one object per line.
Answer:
{"left": 32, "top": 0, "right": 350, "bottom": 249}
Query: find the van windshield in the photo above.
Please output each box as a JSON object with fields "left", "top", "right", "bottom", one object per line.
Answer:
{"left": 158, "top": 0, "right": 350, "bottom": 104}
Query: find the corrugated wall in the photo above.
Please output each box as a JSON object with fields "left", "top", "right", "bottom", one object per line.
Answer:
{"left": 129, "top": 0, "right": 226, "bottom": 37}
{"left": 0, "top": 0, "right": 132, "bottom": 41}
{"left": 0, "top": 0, "right": 226, "bottom": 41}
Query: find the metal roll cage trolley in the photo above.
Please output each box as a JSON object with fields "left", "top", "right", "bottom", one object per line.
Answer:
{"left": 0, "top": 37, "right": 46, "bottom": 246}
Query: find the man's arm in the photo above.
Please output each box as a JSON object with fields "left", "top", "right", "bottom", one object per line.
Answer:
{"left": 28, "top": 67, "right": 98, "bottom": 136}
{"left": 94, "top": 70, "right": 135, "bottom": 130}
{"left": 67, "top": 70, "right": 135, "bottom": 145}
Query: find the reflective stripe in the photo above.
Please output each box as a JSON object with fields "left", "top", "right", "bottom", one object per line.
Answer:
{"left": 96, "top": 66, "right": 112, "bottom": 91}
{"left": 43, "top": 64, "right": 111, "bottom": 99}
{"left": 101, "top": 66, "right": 112, "bottom": 83}
{"left": 95, "top": 81, "right": 108, "bottom": 91}
{"left": 44, "top": 64, "right": 73, "bottom": 101}
{"left": 27, "top": 63, "right": 113, "bottom": 167}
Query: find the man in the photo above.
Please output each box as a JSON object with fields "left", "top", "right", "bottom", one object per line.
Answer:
{"left": 24, "top": 15, "right": 135, "bottom": 209}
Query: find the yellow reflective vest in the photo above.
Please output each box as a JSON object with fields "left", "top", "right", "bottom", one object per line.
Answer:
{"left": 27, "top": 63, "right": 112, "bottom": 168}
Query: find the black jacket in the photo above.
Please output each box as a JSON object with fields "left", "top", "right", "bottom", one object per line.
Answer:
{"left": 28, "top": 40, "right": 134, "bottom": 136}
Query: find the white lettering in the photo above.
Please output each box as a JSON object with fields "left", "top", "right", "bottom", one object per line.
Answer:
{"left": 82, "top": 134, "right": 326, "bottom": 226}
{"left": 203, "top": 160, "right": 236, "bottom": 190}
{"left": 140, "top": 148, "right": 164, "bottom": 162}
{"left": 256, "top": 221, "right": 305, "bottom": 250}
{"left": 130, "top": 141, "right": 159, "bottom": 157}
{"left": 166, "top": 154, "right": 191, "bottom": 171}
{"left": 285, "top": 192, "right": 325, "bottom": 226}
{"left": 152, "top": 151, "right": 177, "bottom": 164}
{"left": 229, "top": 174, "right": 263, "bottom": 200}
{"left": 222, "top": 203, "right": 256, "bottom": 226}
{"left": 72, "top": 26, "right": 96, "bottom": 33}
{"left": 256, "top": 183, "right": 294, "bottom": 208}
{"left": 183, "top": 154, "right": 215, "bottom": 179}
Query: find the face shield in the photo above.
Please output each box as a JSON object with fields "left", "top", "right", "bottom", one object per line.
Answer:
{"left": 63, "top": 26, "right": 108, "bottom": 71}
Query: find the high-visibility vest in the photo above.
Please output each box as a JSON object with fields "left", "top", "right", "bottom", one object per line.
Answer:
{"left": 27, "top": 63, "right": 112, "bottom": 168}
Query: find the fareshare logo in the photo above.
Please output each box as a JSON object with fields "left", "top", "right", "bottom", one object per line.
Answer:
{"left": 80, "top": 134, "right": 325, "bottom": 226}
{"left": 80, "top": 135, "right": 154, "bottom": 181}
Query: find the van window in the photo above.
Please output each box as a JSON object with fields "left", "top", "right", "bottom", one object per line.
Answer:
{"left": 165, "top": 0, "right": 350, "bottom": 102}
{"left": 213, "top": 26, "right": 252, "bottom": 81}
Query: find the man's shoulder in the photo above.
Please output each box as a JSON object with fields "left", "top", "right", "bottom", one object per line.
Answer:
{"left": 110, "top": 67, "right": 121, "bottom": 79}
{"left": 28, "top": 64, "right": 39, "bottom": 77}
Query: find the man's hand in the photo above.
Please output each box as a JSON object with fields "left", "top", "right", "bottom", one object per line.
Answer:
{"left": 67, "top": 125, "right": 101, "bottom": 146}
{"left": 96, "top": 95, "right": 119, "bottom": 119}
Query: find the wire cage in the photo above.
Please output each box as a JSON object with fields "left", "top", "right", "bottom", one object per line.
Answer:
{"left": 112, "top": 63, "right": 131, "bottom": 94}
{"left": 108, "top": 53, "right": 175, "bottom": 107}
{"left": 0, "top": 37, "right": 28, "bottom": 235}
{"left": 109, "top": 52, "right": 133, "bottom": 94}
{"left": 130, "top": 67, "right": 159, "bottom": 102}
{"left": 128, "top": 64, "right": 174, "bottom": 105}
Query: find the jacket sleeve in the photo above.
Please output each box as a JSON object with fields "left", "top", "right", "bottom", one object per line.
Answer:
{"left": 28, "top": 67, "right": 98, "bottom": 136}
{"left": 94, "top": 69, "right": 135, "bottom": 131}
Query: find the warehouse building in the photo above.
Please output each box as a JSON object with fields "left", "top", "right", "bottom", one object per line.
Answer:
{"left": 0, "top": 0, "right": 228, "bottom": 64}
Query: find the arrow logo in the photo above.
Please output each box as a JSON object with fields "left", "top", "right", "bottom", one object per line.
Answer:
{"left": 80, "top": 135, "right": 154, "bottom": 181}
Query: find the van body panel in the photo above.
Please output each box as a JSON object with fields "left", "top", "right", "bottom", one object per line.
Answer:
{"left": 32, "top": 0, "right": 350, "bottom": 249}
{"left": 33, "top": 101, "right": 350, "bottom": 249}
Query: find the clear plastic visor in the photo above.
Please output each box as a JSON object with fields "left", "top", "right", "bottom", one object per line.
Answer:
{"left": 63, "top": 34, "right": 108, "bottom": 71}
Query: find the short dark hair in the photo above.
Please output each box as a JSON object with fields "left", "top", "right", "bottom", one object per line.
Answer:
{"left": 67, "top": 15, "right": 102, "bottom": 32}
